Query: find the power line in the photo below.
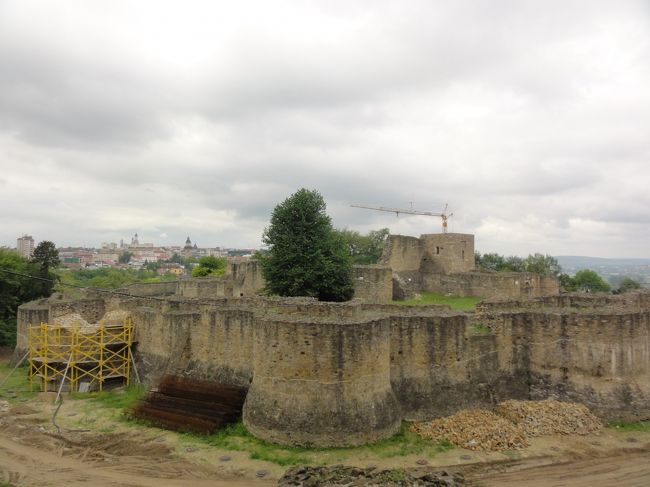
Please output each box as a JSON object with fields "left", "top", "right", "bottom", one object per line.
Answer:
{"left": 0, "top": 267, "right": 169, "bottom": 302}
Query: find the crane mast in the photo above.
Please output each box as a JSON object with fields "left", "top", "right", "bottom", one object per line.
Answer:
{"left": 351, "top": 203, "right": 453, "bottom": 233}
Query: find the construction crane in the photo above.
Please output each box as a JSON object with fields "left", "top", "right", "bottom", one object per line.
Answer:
{"left": 351, "top": 203, "right": 453, "bottom": 233}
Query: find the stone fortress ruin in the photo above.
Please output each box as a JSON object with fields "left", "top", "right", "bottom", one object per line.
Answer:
{"left": 14, "top": 233, "right": 650, "bottom": 447}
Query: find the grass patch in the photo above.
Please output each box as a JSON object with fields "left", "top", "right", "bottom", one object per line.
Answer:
{"left": 608, "top": 420, "right": 650, "bottom": 432}
{"left": 182, "top": 421, "right": 312, "bottom": 466}
{"left": 357, "top": 422, "right": 454, "bottom": 458}
{"left": 0, "top": 363, "right": 36, "bottom": 403}
{"left": 470, "top": 323, "right": 492, "bottom": 335}
{"left": 393, "top": 292, "right": 481, "bottom": 311}
{"left": 179, "top": 421, "right": 453, "bottom": 466}
{"left": 74, "top": 385, "right": 146, "bottom": 410}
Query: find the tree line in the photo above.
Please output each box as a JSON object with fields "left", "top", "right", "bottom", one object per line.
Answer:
{"left": 475, "top": 251, "right": 641, "bottom": 293}
{"left": 0, "top": 241, "right": 60, "bottom": 346}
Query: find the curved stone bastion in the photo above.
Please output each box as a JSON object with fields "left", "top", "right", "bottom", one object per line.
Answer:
{"left": 15, "top": 288, "right": 650, "bottom": 448}
{"left": 243, "top": 312, "right": 401, "bottom": 447}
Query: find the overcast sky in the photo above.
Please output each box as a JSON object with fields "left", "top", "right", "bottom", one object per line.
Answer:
{"left": 1, "top": 1, "right": 649, "bottom": 257}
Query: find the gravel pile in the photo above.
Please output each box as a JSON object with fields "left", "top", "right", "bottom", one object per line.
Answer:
{"left": 495, "top": 400, "right": 603, "bottom": 436}
{"left": 411, "top": 401, "right": 603, "bottom": 451}
{"left": 410, "top": 409, "right": 528, "bottom": 452}
{"left": 278, "top": 465, "right": 464, "bottom": 486}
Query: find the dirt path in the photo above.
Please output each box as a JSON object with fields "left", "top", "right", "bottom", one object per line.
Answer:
{"left": 466, "top": 448, "right": 650, "bottom": 486}
{"left": 0, "top": 412, "right": 274, "bottom": 487}
{"left": 1, "top": 372, "right": 649, "bottom": 487}
{"left": 0, "top": 433, "right": 273, "bottom": 487}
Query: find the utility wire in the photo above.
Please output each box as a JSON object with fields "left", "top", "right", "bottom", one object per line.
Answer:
{"left": 0, "top": 267, "right": 169, "bottom": 302}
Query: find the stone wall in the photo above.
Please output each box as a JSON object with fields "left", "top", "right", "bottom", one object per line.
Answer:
{"left": 419, "top": 233, "right": 475, "bottom": 275}
{"left": 476, "top": 291, "right": 645, "bottom": 313}
{"left": 379, "top": 233, "right": 558, "bottom": 301}
{"left": 16, "top": 290, "right": 650, "bottom": 446}
{"left": 177, "top": 278, "right": 232, "bottom": 299}
{"left": 116, "top": 281, "right": 179, "bottom": 297}
{"left": 379, "top": 235, "right": 423, "bottom": 272}
{"left": 388, "top": 313, "right": 529, "bottom": 420}
{"left": 482, "top": 310, "right": 650, "bottom": 422}
{"left": 14, "top": 296, "right": 106, "bottom": 358}
{"left": 380, "top": 233, "right": 474, "bottom": 275}
{"left": 243, "top": 313, "right": 401, "bottom": 447}
{"left": 434, "top": 272, "right": 560, "bottom": 299}
{"left": 228, "top": 259, "right": 264, "bottom": 297}
{"left": 352, "top": 265, "right": 393, "bottom": 304}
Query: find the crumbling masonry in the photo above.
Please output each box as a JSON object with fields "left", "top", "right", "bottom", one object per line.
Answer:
{"left": 13, "top": 235, "right": 650, "bottom": 447}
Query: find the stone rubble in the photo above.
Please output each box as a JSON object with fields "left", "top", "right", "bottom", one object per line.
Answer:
{"left": 278, "top": 465, "right": 464, "bottom": 486}
{"left": 495, "top": 400, "right": 603, "bottom": 437}
{"left": 410, "top": 409, "right": 528, "bottom": 451}
{"left": 410, "top": 400, "right": 603, "bottom": 451}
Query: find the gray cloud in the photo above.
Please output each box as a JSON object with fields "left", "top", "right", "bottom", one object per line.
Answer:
{"left": 0, "top": 0, "right": 649, "bottom": 257}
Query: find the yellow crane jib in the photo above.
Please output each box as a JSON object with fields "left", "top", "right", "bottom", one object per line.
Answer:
{"left": 350, "top": 203, "right": 453, "bottom": 233}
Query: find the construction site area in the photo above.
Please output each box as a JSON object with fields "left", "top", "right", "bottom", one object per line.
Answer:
{"left": 2, "top": 232, "right": 650, "bottom": 486}
{"left": 2, "top": 344, "right": 650, "bottom": 486}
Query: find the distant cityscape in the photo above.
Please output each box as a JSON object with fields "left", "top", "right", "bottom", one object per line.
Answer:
{"left": 7, "top": 235, "right": 650, "bottom": 288}
{"left": 10, "top": 234, "right": 257, "bottom": 277}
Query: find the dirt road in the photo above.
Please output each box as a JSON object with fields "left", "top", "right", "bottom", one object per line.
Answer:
{"left": 1, "top": 385, "right": 649, "bottom": 486}
{"left": 0, "top": 433, "right": 272, "bottom": 487}
{"left": 0, "top": 415, "right": 274, "bottom": 487}
{"left": 467, "top": 448, "right": 650, "bottom": 486}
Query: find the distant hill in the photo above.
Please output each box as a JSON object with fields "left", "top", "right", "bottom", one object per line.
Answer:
{"left": 556, "top": 256, "right": 650, "bottom": 269}
{"left": 555, "top": 256, "right": 650, "bottom": 287}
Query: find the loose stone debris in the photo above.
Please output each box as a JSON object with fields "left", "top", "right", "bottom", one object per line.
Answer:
{"left": 278, "top": 465, "right": 464, "bottom": 486}
{"left": 410, "top": 400, "right": 604, "bottom": 451}
{"left": 495, "top": 400, "right": 603, "bottom": 437}
{"left": 410, "top": 410, "right": 528, "bottom": 451}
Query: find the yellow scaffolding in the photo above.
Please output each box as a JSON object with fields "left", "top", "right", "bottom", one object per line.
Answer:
{"left": 28, "top": 318, "right": 133, "bottom": 393}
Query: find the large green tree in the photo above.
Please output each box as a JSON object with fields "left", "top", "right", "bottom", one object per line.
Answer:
{"left": 30, "top": 240, "right": 60, "bottom": 296}
{"left": 475, "top": 251, "right": 560, "bottom": 276}
{"left": 617, "top": 277, "right": 641, "bottom": 294}
{"left": 0, "top": 249, "right": 44, "bottom": 346}
{"left": 524, "top": 253, "right": 562, "bottom": 277}
{"left": 191, "top": 256, "right": 227, "bottom": 277}
{"left": 561, "top": 269, "right": 611, "bottom": 293}
{"left": 334, "top": 227, "right": 389, "bottom": 264}
{"left": 260, "top": 188, "right": 354, "bottom": 302}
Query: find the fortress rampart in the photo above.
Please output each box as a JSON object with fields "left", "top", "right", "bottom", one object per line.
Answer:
{"left": 15, "top": 285, "right": 650, "bottom": 446}
{"left": 380, "top": 233, "right": 560, "bottom": 299}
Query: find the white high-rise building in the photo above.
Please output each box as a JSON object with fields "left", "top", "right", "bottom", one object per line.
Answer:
{"left": 17, "top": 235, "right": 35, "bottom": 259}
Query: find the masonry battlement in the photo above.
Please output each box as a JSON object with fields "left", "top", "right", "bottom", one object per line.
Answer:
{"left": 379, "top": 233, "right": 475, "bottom": 275}
{"left": 15, "top": 286, "right": 650, "bottom": 447}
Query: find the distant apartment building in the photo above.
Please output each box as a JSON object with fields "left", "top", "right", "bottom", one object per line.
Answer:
{"left": 17, "top": 235, "right": 35, "bottom": 259}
